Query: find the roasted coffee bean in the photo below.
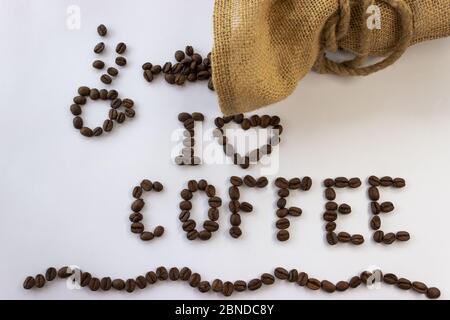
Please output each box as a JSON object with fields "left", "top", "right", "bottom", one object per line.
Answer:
{"left": 288, "top": 207, "right": 302, "bottom": 217}
{"left": 115, "top": 56, "right": 127, "bottom": 66}
{"left": 234, "top": 280, "right": 247, "bottom": 292}
{"left": 278, "top": 188, "right": 289, "bottom": 198}
{"left": 248, "top": 279, "right": 262, "bottom": 291}
{"left": 412, "top": 281, "right": 427, "bottom": 294}
{"left": 368, "top": 176, "right": 380, "bottom": 186}
{"left": 23, "top": 276, "right": 35, "bottom": 289}
{"left": 325, "top": 222, "right": 336, "bottom": 232}
{"left": 89, "top": 277, "right": 100, "bottom": 291}
{"left": 360, "top": 271, "right": 372, "bottom": 284}
{"left": 78, "top": 86, "right": 91, "bottom": 96}
{"left": 397, "top": 278, "right": 411, "bottom": 290}
{"left": 277, "top": 230, "right": 289, "bottom": 241}
{"left": 89, "top": 89, "right": 100, "bottom": 101}
{"left": 129, "top": 213, "right": 143, "bottom": 223}
{"left": 116, "top": 42, "right": 127, "bottom": 54}
{"left": 351, "top": 234, "right": 364, "bottom": 245}
{"left": 142, "top": 62, "right": 152, "bottom": 70}
{"left": 230, "top": 213, "right": 241, "bottom": 226}
{"left": 288, "top": 269, "right": 298, "bottom": 282}
{"left": 249, "top": 115, "right": 261, "bottom": 127}
{"left": 277, "top": 198, "right": 287, "bottom": 209}
{"left": 323, "top": 211, "right": 337, "bottom": 222}
{"left": 175, "top": 267, "right": 190, "bottom": 282}
{"left": 206, "top": 279, "right": 222, "bottom": 293}
{"left": 205, "top": 185, "right": 216, "bottom": 197}
{"left": 325, "top": 201, "right": 338, "bottom": 211}
{"left": 70, "top": 104, "right": 82, "bottom": 116}
{"left": 189, "top": 273, "right": 201, "bottom": 287}
{"left": 184, "top": 118, "right": 195, "bottom": 130}
{"left": 321, "top": 280, "right": 336, "bottom": 293}
{"left": 348, "top": 177, "right": 362, "bottom": 188}
{"left": 45, "top": 267, "right": 57, "bottom": 281}
{"left": 140, "top": 232, "right": 154, "bottom": 241}
{"left": 124, "top": 279, "right": 136, "bottom": 293}
{"left": 229, "top": 226, "right": 242, "bottom": 238}
{"left": 155, "top": 267, "right": 168, "bottom": 281}
{"left": 175, "top": 50, "right": 185, "bottom": 62}
{"left": 94, "top": 42, "right": 105, "bottom": 54}
{"left": 255, "top": 177, "right": 268, "bottom": 189}
{"left": 323, "top": 178, "right": 335, "bottom": 187}
{"left": 102, "top": 119, "right": 113, "bottom": 132}
{"left": 138, "top": 180, "right": 152, "bottom": 192}
{"left": 274, "top": 267, "right": 288, "bottom": 280}
{"left": 93, "top": 127, "right": 103, "bottom": 136}
{"left": 326, "top": 232, "right": 338, "bottom": 245}
{"left": 393, "top": 178, "right": 406, "bottom": 188}
{"left": 152, "top": 181, "right": 163, "bottom": 192}
{"left": 337, "top": 232, "right": 351, "bottom": 243}
{"left": 261, "top": 273, "right": 275, "bottom": 285}
{"left": 383, "top": 232, "right": 396, "bottom": 244}
{"left": 131, "top": 186, "right": 143, "bottom": 200}
{"left": 368, "top": 186, "right": 380, "bottom": 201}
{"left": 270, "top": 115, "right": 280, "bottom": 125}
{"left": 208, "top": 208, "right": 219, "bottom": 221}
{"left": 175, "top": 74, "right": 186, "bottom": 85}
{"left": 380, "top": 176, "right": 393, "bottom": 187}
{"left": 178, "top": 210, "right": 190, "bottom": 222}
{"left": 334, "top": 177, "right": 348, "bottom": 188}
{"left": 186, "top": 180, "right": 198, "bottom": 192}
{"left": 276, "top": 208, "right": 289, "bottom": 218}
{"left": 349, "top": 276, "right": 362, "bottom": 288}
{"left": 325, "top": 188, "right": 336, "bottom": 200}
{"left": 240, "top": 202, "right": 253, "bottom": 213}
{"left": 204, "top": 220, "right": 219, "bottom": 232}
{"left": 338, "top": 204, "right": 351, "bottom": 214}
{"left": 336, "top": 281, "right": 349, "bottom": 291}
{"left": 191, "top": 53, "right": 202, "bottom": 64}
{"left": 133, "top": 276, "right": 146, "bottom": 289}
{"left": 191, "top": 112, "right": 204, "bottom": 122}
{"left": 214, "top": 117, "right": 224, "bottom": 128}
{"left": 208, "top": 196, "right": 222, "bottom": 208}
{"left": 80, "top": 272, "right": 92, "bottom": 287}
{"left": 166, "top": 267, "right": 180, "bottom": 281}
{"left": 178, "top": 113, "right": 192, "bottom": 123}
{"left": 111, "top": 98, "right": 122, "bottom": 109}
{"left": 396, "top": 231, "right": 410, "bottom": 241}
{"left": 153, "top": 226, "right": 164, "bottom": 237}
{"left": 222, "top": 281, "right": 234, "bottom": 296}
{"left": 112, "top": 279, "right": 126, "bottom": 290}
{"left": 197, "top": 71, "right": 211, "bottom": 81}
{"left": 97, "top": 24, "right": 107, "bottom": 36}
{"left": 106, "top": 89, "right": 118, "bottom": 100}
{"left": 35, "top": 274, "right": 45, "bottom": 288}
{"left": 371, "top": 202, "right": 381, "bottom": 214}
{"left": 380, "top": 201, "right": 394, "bottom": 213}
{"left": 426, "top": 287, "right": 441, "bottom": 299}
{"left": 228, "top": 186, "right": 240, "bottom": 200}
{"left": 241, "top": 118, "right": 251, "bottom": 129}
{"left": 297, "top": 272, "right": 308, "bottom": 286}
{"left": 180, "top": 189, "right": 193, "bottom": 201}
{"left": 276, "top": 218, "right": 290, "bottom": 230}
{"left": 301, "top": 177, "right": 312, "bottom": 191}
{"left": 306, "top": 278, "right": 321, "bottom": 290}
{"left": 162, "top": 62, "right": 172, "bottom": 73}
{"left": 198, "top": 230, "right": 212, "bottom": 240}
{"left": 144, "top": 70, "right": 154, "bottom": 82}
{"left": 93, "top": 60, "right": 105, "bottom": 69}
{"left": 183, "top": 220, "right": 196, "bottom": 232}
{"left": 243, "top": 175, "right": 257, "bottom": 187}
{"left": 100, "top": 277, "right": 112, "bottom": 291}
{"left": 373, "top": 230, "right": 384, "bottom": 243}
{"left": 287, "top": 178, "right": 301, "bottom": 190}
{"left": 131, "top": 222, "right": 144, "bottom": 234}
{"left": 122, "top": 98, "right": 134, "bottom": 108}
{"left": 179, "top": 200, "right": 192, "bottom": 211}
{"left": 184, "top": 45, "right": 194, "bottom": 56}
{"left": 73, "top": 96, "right": 86, "bottom": 105}
{"left": 150, "top": 65, "right": 162, "bottom": 75}
{"left": 187, "top": 230, "right": 199, "bottom": 240}
{"left": 117, "top": 112, "right": 126, "bottom": 123}
{"left": 131, "top": 199, "right": 145, "bottom": 212}
{"left": 273, "top": 124, "right": 283, "bottom": 134}
{"left": 275, "top": 177, "right": 289, "bottom": 189}
{"left": 100, "top": 74, "right": 112, "bottom": 84}
{"left": 198, "top": 281, "right": 211, "bottom": 293}
{"left": 107, "top": 109, "right": 118, "bottom": 121}
{"left": 370, "top": 216, "right": 381, "bottom": 230}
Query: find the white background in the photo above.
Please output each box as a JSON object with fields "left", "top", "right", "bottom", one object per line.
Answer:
{"left": 1, "top": 0, "right": 449, "bottom": 300}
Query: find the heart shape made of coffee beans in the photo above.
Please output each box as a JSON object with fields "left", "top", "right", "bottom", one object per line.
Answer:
{"left": 213, "top": 114, "right": 283, "bottom": 169}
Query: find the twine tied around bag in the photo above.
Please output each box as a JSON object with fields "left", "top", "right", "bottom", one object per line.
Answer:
{"left": 313, "top": 0, "right": 414, "bottom": 76}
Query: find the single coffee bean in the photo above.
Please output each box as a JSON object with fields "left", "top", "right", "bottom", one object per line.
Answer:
{"left": 78, "top": 86, "right": 91, "bottom": 96}
{"left": 240, "top": 202, "right": 253, "bottom": 213}
{"left": 142, "top": 62, "right": 152, "bottom": 70}
{"left": 393, "top": 178, "right": 406, "bottom": 188}
{"left": 348, "top": 177, "right": 362, "bottom": 188}
{"left": 210, "top": 279, "right": 223, "bottom": 292}
{"left": 276, "top": 208, "right": 288, "bottom": 218}
{"left": 380, "top": 201, "right": 394, "bottom": 213}
{"left": 152, "top": 181, "right": 164, "bottom": 192}
{"left": 94, "top": 42, "right": 105, "bottom": 54}
{"left": 175, "top": 50, "right": 185, "bottom": 62}
{"left": 73, "top": 96, "right": 86, "bottom": 105}
{"left": 230, "top": 213, "right": 241, "bottom": 226}
{"left": 89, "top": 277, "right": 100, "bottom": 291}
{"left": 103, "top": 119, "right": 113, "bottom": 132}
{"left": 222, "top": 281, "right": 234, "bottom": 296}
{"left": 306, "top": 278, "right": 321, "bottom": 290}
{"left": 301, "top": 177, "right": 312, "bottom": 191}
{"left": 338, "top": 204, "right": 351, "bottom": 214}
{"left": 325, "top": 222, "right": 336, "bottom": 232}
{"left": 100, "top": 74, "right": 112, "bottom": 84}
{"left": 93, "top": 127, "right": 103, "bottom": 137}
{"left": 117, "top": 112, "right": 125, "bottom": 123}
{"left": 107, "top": 67, "right": 119, "bottom": 77}
{"left": 360, "top": 271, "right": 372, "bottom": 284}
{"left": 45, "top": 267, "right": 57, "bottom": 281}
{"left": 243, "top": 175, "right": 257, "bottom": 187}
{"left": 204, "top": 220, "right": 219, "bottom": 232}
{"left": 167, "top": 267, "right": 180, "bottom": 281}
{"left": 234, "top": 280, "right": 247, "bottom": 292}
{"left": 101, "top": 89, "right": 109, "bottom": 100}
{"left": 277, "top": 230, "right": 289, "bottom": 241}
{"left": 131, "top": 199, "right": 145, "bottom": 212}
{"left": 351, "top": 234, "right": 364, "bottom": 245}
{"left": 208, "top": 208, "right": 219, "bottom": 221}
{"left": 274, "top": 267, "right": 288, "bottom": 280}
{"left": 278, "top": 189, "right": 289, "bottom": 198}
{"left": 115, "top": 56, "right": 127, "bottom": 66}
{"left": 35, "top": 274, "right": 46, "bottom": 288}
{"left": 383, "top": 232, "right": 396, "bottom": 244}
{"left": 277, "top": 198, "right": 287, "bottom": 209}
{"left": 325, "top": 188, "right": 336, "bottom": 200}
{"left": 321, "top": 280, "right": 336, "bottom": 293}
{"left": 368, "top": 176, "right": 380, "bottom": 186}
{"left": 125, "top": 279, "right": 136, "bottom": 293}
{"left": 100, "top": 277, "right": 112, "bottom": 291}
{"left": 70, "top": 104, "right": 82, "bottom": 116}
{"left": 276, "top": 218, "right": 290, "bottom": 230}
{"left": 183, "top": 220, "right": 196, "bottom": 232}
{"left": 140, "top": 179, "right": 152, "bottom": 191}
{"left": 336, "top": 281, "right": 349, "bottom": 291}
{"left": 205, "top": 185, "right": 216, "bottom": 197}
{"left": 323, "top": 178, "right": 335, "bottom": 187}
{"left": 131, "top": 222, "right": 144, "bottom": 234}
{"left": 326, "top": 232, "right": 338, "bottom": 245}
{"left": 208, "top": 196, "right": 222, "bottom": 208}
{"left": 248, "top": 279, "right": 262, "bottom": 291}
{"left": 187, "top": 230, "right": 199, "bottom": 240}
{"left": 198, "top": 230, "right": 212, "bottom": 240}
{"left": 162, "top": 62, "right": 172, "bottom": 73}
{"left": 108, "top": 109, "right": 118, "bottom": 121}
{"left": 371, "top": 202, "right": 381, "bottom": 214}
{"left": 92, "top": 60, "right": 105, "bottom": 69}
{"left": 380, "top": 176, "right": 393, "bottom": 186}
{"left": 144, "top": 70, "right": 153, "bottom": 82}
{"left": 80, "top": 127, "right": 93, "bottom": 137}
{"left": 198, "top": 281, "right": 211, "bottom": 293}
{"left": 288, "top": 269, "right": 299, "bottom": 282}
{"left": 179, "top": 267, "right": 191, "bottom": 281}
{"left": 97, "top": 24, "right": 107, "bottom": 36}
{"left": 23, "top": 276, "right": 35, "bottom": 289}
{"left": 129, "top": 213, "right": 143, "bottom": 223}
{"left": 397, "top": 278, "right": 412, "bottom": 290}
{"left": 275, "top": 177, "right": 289, "bottom": 189}
{"left": 288, "top": 207, "right": 302, "bottom": 217}
{"left": 179, "top": 200, "right": 192, "bottom": 211}
{"left": 112, "top": 279, "right": 125, "bottom": 290}
{"left": 349, "top": 276, "right": 362, "bottom": 288}
{"left": 80, "top": 272, "right": 92, "bottom": 287}
{"left": 373, "top": 230, "right": 384, "bottom": 243}
{"left": 156, "top": 267, "right": 168, "bottom": 281}
{"left": 189, "top": 273, "right": 201, "bottom": 287}
{"left": 370, "top": 216, "right": 381, "bottom": 230}
{"left": 153, "top": 226, "right": 164, "bottom": 237}
{"left": 334, "top": 177, "right": 348, "bottom": 188}
{"left": 58, "top": 266, "right": 73, "bottom": 278}
{"left": 256, "top": 177, "right": 269, "bottom": 188}
{"left": 261, "top": 273, "right": 275, "bottom": 285}
{"left": 396, "top": 231, "right": 410, "bottom": 241}
{"left": 134, "top": 276, "right": 147, "bottom": 289}
{"left": 412, "top": 281, "right": 428, "bottom": 294}
{"left": 426, "top": 287, "right": 441, "bottom": 299}
{"left": 297, "top": 272, "right": 308, "bottom": 286}
{"left": 326, "top": 201, "right": 338, "bottom": 211}
{"left": 368, "top": 186, "right": 380, "bottom": 201}
{"left": 383, "top": 273, "right": 398, "bottom": 284}
{"left": 140, "top": 232, "right": 154, "bottom": 241}
{"left": 181, "top": 189, "right": 193, "bottom": 201}
{"left": 197, "top": 71, "right": 211, "bottom": 81}
{"left": 323, "top": 211, "right": 337, "bottom": 222}
{"left": 116, "top": 42, "right": 127, "bottom": 54}
{"left": 337, "top": 232, "right": 351, "bottom": 243}
{"left": 229, "top": 226, "right": 242, "bottom": 238}
{"left": 229, "top": 186, "right": 240, "bottom": 200}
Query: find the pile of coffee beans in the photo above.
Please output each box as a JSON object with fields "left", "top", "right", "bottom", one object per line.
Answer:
{"left": 179, "top": 180, "right": 222, "bottom": 240}
{"left": 323, "top": 177, "right": 365, "bottom": 246}
{"left": 129, "top": 179, "right": 164, "bottom": 241}
{"left": 274, "top": 177, "right": 311, "bottom": 241}
{"left": 92, "top": 24, "right": 128, "bottom": 85}
{"left": 22, "top": 266, "right": 441, "bottom": 299}
{"left": 71, "top": 86, "right": 135, "bottom": 137}
{"left": 213, "top": 114, "right": 283, "bottom": 169}
{"left": 175, "top": 112, "right": 204, "bottom": 166}
{"left": 368, "top": 176, "right": 410, "bottom": 244}
{"left": 228, "top": 175, "right": 268, "bottom": 238}
{"left": 142, "top": 46, "right": 214, "bottom": 91}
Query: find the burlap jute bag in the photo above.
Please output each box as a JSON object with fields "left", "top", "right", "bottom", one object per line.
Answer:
{"left": 212, "top": 0, "right": 450, "bottom": 115}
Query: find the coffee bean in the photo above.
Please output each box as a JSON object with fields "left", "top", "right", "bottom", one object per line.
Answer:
{"left": 351, "top": 234, "right": 364, "bottom": 245}
{"left": 73, "top": 96, "right": 86, "bottom": 105}
{"left": 336, "top": 281, "right": 349, "bottom": 291}
{"left": 278, "top": 189, "right": 289, "bottom": 198}
{"left": 412, "top": 281, "right": 427, "bottom": 294}
{"left": 112, "top": 279, "right": 125, "bottom": 290}
{"left": 426, "top": 287, "right": 441, "bottom": 299}
{"left": 326, "top": 232, "right": 338, "bottom": 245}
{"left": 277, "top": 198, "right": 287, "bottom": 209}
{"left": 275, "top": 177, "right": 289, "bottom": 189}
{"left": 93, "top": 60, "right": 105, "bottom": 69}
{"left": 189, "top": 273, "right": 201, "bottom": 287}
{"left": 89, "top": 277, "right": 100, "bottom": 291}
{"left": 349, "top": 276, "right": 362, "bottom": 288}
{"left": 144, "top": 70, "right": 154, "bottom": 82}
{"left": 306, "top": 278, "right": 321, "bottom": 290}
{"left": 131, "top": 222, "right": 144, "bottom": 234}
{"left": 256, "top": 177, "right": 269, "bottom": 188}
{"left": 23, "top": 276, "right": 35, "bottom": 289}
{"left": 337, "top": 232, "right": 351, "bottom": 243}
{"left": 383, "top": 273, "right": 398, "bottom": 285}
{"left": 348, "top": 177, "right": 362, "bottom": 188}
{"left": 240, "top": 202, "right": 253, "bottom": 213}
{"left": 297, "top": 272, "right": 308, "bottom": 286}
{"left": 208, "top": 196, "right": 222, "bottom": 208}
{"left": 175, "top": 50, "right": 185, "bottom": 62}
{"left": 97, "top": 24, "right": 107, "bottom": 36}
{"left": 396, "top": 231, "right": 410, "bottom": 241}
{"left": 287, "top": 178, "right": 301, "bottom": 190}
{"left": 371, "top": 202, "right": 381, "bottom": 214}
{"left": 288, "top": 207, "right": 302, "bottom": 217}
{"left": 321, "top": 280, "right": 336, "bottom": 293}
{"left": 117, "top": 112, "right": 126, "bottom": 123}
{"left": 197, "top": 281, "right": 211, "bottom": 293}
{"left": 116, "top": 42, "right": 127, "bottom": 54}
{"left": 121, "top": 98, "right": 134, "bottom": 109}
{"left": 183, "top": 220, "right": 196, "bottom": 232}
{"left": 243, "top": 175, "right": 257, "bottom": 187}
{"left": 115, "top": 56, "right": 127, "bottom": 66}
{"left": 208, "top": 208, "right": 219, "bottom": 221}
{"left": 133, "top": 276, "right": 146, "bottom": 289}
{"left": 229, "top": 226, "right": 242, "bottom": 238}
{"left": 383, "top": 232, "right": 396, "bottom": 244}
{"left": 80, "top": 272, "right": 92, "bottom": 287}
{"left": 187, "top": 230, "right": 199, "bottom": 240}
{"left": 45, "top": 267, "right": 57, "bottom": 281}
{"left": 35, "top": 274, "right": 45, "bottom": 288}
{"left": 276, "top": 208, "right": 288, "bottom": 218}
{"left": 155, "top": 266, "right": 168, "bottom": 281}
{"left": 131, "top": 199, "right": 145, "bottom": 212}
{"left": 301, "top": 177, "right": 312, "bottom": 191}
{"left": 380, "top": 176, "right": 393, "bottom": 187}
{"left": 368, "top": 176, "right": 380, "bottom": 186}
{"left": 338, "top": 204, "right": 351, "bottom": 214}
{"left": 78, "top": 86, "right": 90, "bottom": 97}
{"left": 323, "top": 178, "right": 335, "bottom": 187}
{"left": 397, "top": 278, "right": 411, "bottom": 290}
{"left": 277, "top": 230, "right": 289, "bottom": 241}
{"left": 334, "top": 177, "right": 348, "bottom": 188}
{"left": 154, "top": 226, "right": 164, "bottom": 237}
{"left": 100, "top": 277, "right": 112, "bottom": 291}
{"left": 325, "top": 202, "right": 338, "bottom": 211}
{"left": 380, "top": 201, "right": 394, "bottom": 213}
{"left": 152, "top": 181, "right": 164, "bottom": 192}
{"left": 80, "top": 127, "right": 93, "bottom": 137}
{"left": 102, "top": 119, "right": 113, "bottom": 132}
{"left": 325, "top": 222, "right": 336, "bottom": 232}
{"left": 205, "top": 185, "right": 216, "bottom": 197}
{"left": 228, "top": 186, "right": 240, "bottom": 201}
{"left": 222, "top": 281, "right": 234, "bottom": 296}
{"left": 192, "top": 53, "right": 202, "bottom": 64}
{"left": 234, "top": 280, "right": 247, "bottom": 292}
{"left": 140, "top": 232, "right": 154, "bottom": 241}
{"left": 100, "top": 74, "right": 112, "bottom": 84}
{"left": 373, "top": 230, "right": 384, "bottom": 243}
{"left": 179, "top": 200, "right": 192, "bottom": 211}
{"left": 274, "top": 267, "right": 288, "bottom": 280}
{"left": 261, "top": 273, "right": 275, "bottom": 285}
{"left": 248, "top": 279, "right": 262, "bottom": 291}
{"left": 58, "top": 266, "right": 73, "bottom": 278}
{"left": 204, "top": 220, "right": 219, "bottom": 232}
{"left": 230, "top": 213, "right": 241, "bottom": 226}
{"left": 288, "top": 269, "right": 298, "bottom": 282}
{"left": 370, "top": 216, "right": 381, "bottom": 230}
{"left": 94, "top": 42, "right": 105, "bottom": 54}
{"left": 129, "top": 213, "right": 143, "bottom": 223}
{"left": 70, "top": 104, "right": 82, "bottom": 116}
{"left": 100, "top": 89, "right": 108, "bottom": 99}
{"left": 368, "top": 186, "right": 380, "bottom": 201}
{"left": 393, "top": 178, "right": 406, "bottom": 188}
{"left": 325, "top": 188, "right": 336, "bottom": 200}
{"left": 198, "top": 230, "right": 212, "bottom": 240}
{"left": 360, "top": 271, "right": 372, "bottom": 284}
{"left": 93, "top": 127, "right": 103, "bottom": 136}
{"left": 323, "top": 211, "right": 337, "bottom": 222}
{"left": 124, "top": 279, "right": 136, "bottom": 293}
{"left": 276, "top": 218, "right": 290, "bottom": 230}
{"left": 175, "top": 267, "right": 190, "bottom": 282}
{"left": 191, "top": 112, "right": 204, "bottom": 122}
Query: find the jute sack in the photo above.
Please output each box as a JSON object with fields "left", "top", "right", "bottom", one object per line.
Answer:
{"left": 212, "top": 0, "right": 450, "bottom": 115}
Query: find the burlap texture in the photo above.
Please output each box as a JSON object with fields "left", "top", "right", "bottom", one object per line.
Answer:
{"left": 212, "top": 0, "right": 450, "bottom": 115}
